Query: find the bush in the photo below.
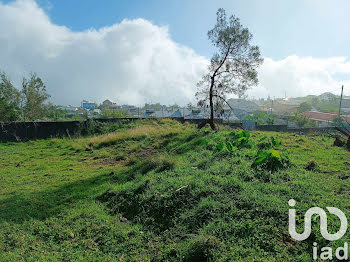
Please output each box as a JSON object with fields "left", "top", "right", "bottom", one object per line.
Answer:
{"left": 214, "top": 130, "right": 253, "bottom": 153}
{"left": 252, "top": 149, "right": 290, "bottom": 172}
{"left": 252, "top": 136, "right": 290, "bottom": 172}
{"left": 214, "top": 132, "right": 291, "bottom": 172}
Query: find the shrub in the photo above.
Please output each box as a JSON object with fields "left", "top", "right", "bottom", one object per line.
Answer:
{"left": 257, "top": 136, "right": 280, "bottom": 150}
{"left": 252, "top": 149, "right": 290, "bottom": 172}
{"left": 214, "top": 130, "right": 253, "bottom": 153}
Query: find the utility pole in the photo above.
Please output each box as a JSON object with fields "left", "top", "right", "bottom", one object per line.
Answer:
{"left": 339, "top": 85, "right": 344, "bottom": 117}
{"left": 271, "top": 99, "right": 273, "bottom": 114}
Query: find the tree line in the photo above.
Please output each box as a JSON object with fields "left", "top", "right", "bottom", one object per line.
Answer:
{"left": 0, "top": 72, "right": 50, "bottom": 122}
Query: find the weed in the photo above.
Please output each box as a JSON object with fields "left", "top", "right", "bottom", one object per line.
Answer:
{"left": 252, "top": 149, "right": 290, "bottom": 172}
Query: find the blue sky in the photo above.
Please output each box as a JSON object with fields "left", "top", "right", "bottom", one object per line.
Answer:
{"left": 1, "top": 0, "right": 350, "bottom": 105}
{"left": 7, "top": 0, "right": 350, "bottom": 60}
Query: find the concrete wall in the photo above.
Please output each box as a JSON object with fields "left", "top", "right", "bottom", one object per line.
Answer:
{"left": 287, "top": 127, "right": 337, "bottom": 134}
{"left": 0, "top": 121, "right": 83, "bottom": 142}
{"left": 0, "top": 118, "right": 340, "bottom": 142}
{"left": 256, "top": 124, "right": 288, "bottom": 132}
{"left": 0, "top": 117, "right": 224, "bottom": 142}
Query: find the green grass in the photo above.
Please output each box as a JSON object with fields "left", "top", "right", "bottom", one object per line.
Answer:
{"left": 1, "top": 119, "right": 350, "bottom": 261}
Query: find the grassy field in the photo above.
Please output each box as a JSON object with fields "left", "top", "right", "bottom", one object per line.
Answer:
{"left": 0, "top": 119, "right": 350, "bottom": 261}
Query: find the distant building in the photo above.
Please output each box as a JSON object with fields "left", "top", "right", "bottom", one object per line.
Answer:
{"left": 302, "top": 111, "right": 350, "bottom": 127}
{"left": 143, "top": 109, "right": 155, "bottom": 118}
{"left": 270, "top": 100, "right": 299, "bottom": 113}
{"left": 102, "top": 99, "right": 113, "bottom": 107}
{"left": 341, "top": 99, "right": 350, "bottom": 114}
{"left": 93, "top": 109, "right": 101, "bottom": 115}
{"left": 59, "top": 106, "right": 78, "bottom": 113}
{"left": 121, "top": 104, "right": 137, "bottom": 110}
{"left": 220, "top": 109, "right": 239, "bottom": 122}
{"left": 170, "top": 109, "right": 183, "bottom": 118}
{"left": 81, "top": 100, "right": 96, "bottom": 111}
{"left": 105, "top": 104, "right": 120, "bottom": 110}
{"left": 227, "top": 99, "right": 260, "bottom": 113}
{"left": 185, "top": 109, "right": 209, "bottom": 119}
{"left": 319, "top": 92, "right": 337, "bottom": 102}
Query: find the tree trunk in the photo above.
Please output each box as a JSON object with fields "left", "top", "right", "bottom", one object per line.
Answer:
{"left": 347, "top": 136, "right": 350, "bottom": 151}
{"left": 197, "top": 76, "right": 216, "bottom": 130}
{"left": 208, "top": 76, "right": 216, "bottom": 130}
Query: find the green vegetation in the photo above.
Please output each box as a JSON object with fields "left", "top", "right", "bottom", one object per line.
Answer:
{"left": 297, "top": 102, "right": 312, "bottom": 113}
{"left": 298, "top": 94, "right": 340, "bottom": 113}
{"left": 101, "top": 108, "right": 129, "bottom": 118}
{"left": 1, "top": 120, "right": 350, "bottom": 261}
{"left": 0, "top": 72, "right": 21, "bottom": 122}
{"left": 252, "top": 136, "right": 290, "bottom": 172}
{"left": 215, "top": 131, "right": 290, "bottom": 173}
{"left": 244, "top": 111, "right": 276, "bottom": 125}
{"left": 289, "top": 112, "right": 314, "bottom": 128}
{"left": 0, "top": 71, "right": 50, "bottom": 122}
{"left": 196, "top": 8, "right": 263, "bottom": 129}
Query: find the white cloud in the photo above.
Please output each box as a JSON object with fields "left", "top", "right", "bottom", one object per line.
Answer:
{"left": 0, "top": 0, "right": 208, "bottom": 106}
{"left": 1, "top": 0, "right": 350, "bottom": 106}
{"left": 248, "top": 56, "right": 350, "bottom": 99}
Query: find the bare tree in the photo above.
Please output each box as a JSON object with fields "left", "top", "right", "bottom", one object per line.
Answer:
{"left": 196, "top": 8, "right": 263, "bottom": 129}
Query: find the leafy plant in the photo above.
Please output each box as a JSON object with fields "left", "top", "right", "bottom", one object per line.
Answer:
{"left": 257, "top": 136, "right": 280, "bottom": 150}
{"left": 244, "top": 111, "right": 276, "bottom": 125}
{"left": 229, "top": 130, "right": 252, "bottom": 148}
{"left": 253, "top": 135, "right": 290, "bottom": 172}
{"left": 252, "top": 149, "right": 290, "bottom": 172}
{"left": 252, "top": 148, "right": 290, "bottom": 172}
{"left": 214, "top": 130, "right": 252, "bottom": 153}
{"left": 214, "top": 132, "right": 290, "bottom": 172}
{"left": 290, "top": 112, "right": 311, "bottom": 128}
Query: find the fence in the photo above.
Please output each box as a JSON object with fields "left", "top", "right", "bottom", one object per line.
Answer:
{"left": 0, "top": 117, "right": 224, "bottom": 142}
{"left": 0, "top": 118, "right": 342, "bottom": 142}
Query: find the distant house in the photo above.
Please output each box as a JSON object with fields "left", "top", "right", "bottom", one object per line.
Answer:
{"left": 302, "top": 111, "right": 350, "bottom": 127}
{"left": 185, "top": 109, "right": 209, "bottom": 119}
{"left": 273, "top": 101, "right": 299, "bottom": 113}
{"left": 105, "top": 104, "right": 120, "bottom": 110}
{"left": 319, "top": 92, "right": 337, "bottom": 102}
{"left": 93, "top": 109, "right": 101, "bottom": 115}
{"left": 341, "top": 99, "right": 350, "bottom": 114}
{"left": 121, "top": 105, "right": 137, "bottom": 110}
{"left": 102, "top": 99, "right": 113, "bottom": 107}
{"left": 220, "top": 109, "right": 239, "bottom": 122}
{"left": 228, "top": 108, "right": 249, "bottom": 120}
{"left": 170, "top": 109, "right": 183, "bottom": 118}
{"left": 81, "top": 100, "right": 96, "bottom": 111}
{"left": 143, "top": 109, "right": 155, "bottom": 118}
{"left": 227, "top": 99, "right": 260, "bottom": 113}
{"left": 260, "top": 100, "right": 299, "bottom": 114}
{"left": 59, "top": 106, "right": 78, "bottom": 113}
{"left": 153, "top": 110, "right": 171, "bottom": 118}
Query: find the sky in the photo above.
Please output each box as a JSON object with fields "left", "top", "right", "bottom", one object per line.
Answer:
{"left": 1, "top": 0, "right": 350, "bottom": 106}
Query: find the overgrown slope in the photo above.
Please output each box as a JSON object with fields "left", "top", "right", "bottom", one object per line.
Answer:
{"left": 0, "top": 119, "right": 349, "bottom": 261}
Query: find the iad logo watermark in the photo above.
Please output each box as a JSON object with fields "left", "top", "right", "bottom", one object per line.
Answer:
{"left": 288, "top": 199, "right": 348, "bottom": 260}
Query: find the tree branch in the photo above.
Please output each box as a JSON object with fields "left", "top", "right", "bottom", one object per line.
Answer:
{"left": 212, "top": 94, "right": 234, "bottom": 111}
{"left": 212, "top": 41, "right": 233, "bottom": 78}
